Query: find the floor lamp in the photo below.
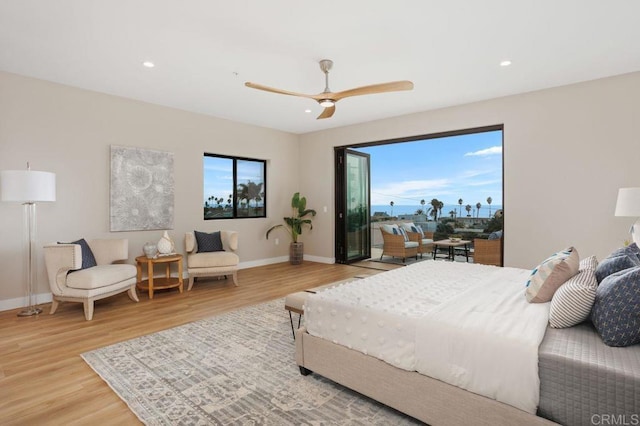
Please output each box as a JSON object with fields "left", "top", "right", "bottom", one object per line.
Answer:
{"left": 614, "top": 187, "right": 640, "bottom": 246}
{"left": 0, "top": 163, "right": 56, "bottom": 316}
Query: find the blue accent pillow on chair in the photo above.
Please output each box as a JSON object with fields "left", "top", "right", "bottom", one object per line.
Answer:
{"left": 591, "top": 266, "right": 640, "bottom": 347}
{"left": 194, "top": 231, "right": 224, "bottom": 252}
{"left": 59, "top": 238, "right": 97, "bottom": 271}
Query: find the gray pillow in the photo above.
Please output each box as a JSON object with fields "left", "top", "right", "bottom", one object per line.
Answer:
{"left": 194, "top": 230, "right": 224, "bottom": 252}
{"left": 595, "top": 248, "right": 640, "bottom": 283}
{"left": 59, "top": 238, "right": 97, "bottom": 272}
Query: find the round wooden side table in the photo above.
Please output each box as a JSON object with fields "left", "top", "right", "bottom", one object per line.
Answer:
{"left": 135, "top": 254, "right": 184, "bottom": 299}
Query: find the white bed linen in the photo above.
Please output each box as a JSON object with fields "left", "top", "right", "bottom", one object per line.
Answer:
{"left": 414, "top": 266, "right": 549, "bottom": 414}
{"left": 306, "top": 261, "right": 493, "bottom": 369}
{"left": 304, "top": 261, "right": 550, "bottom": 414}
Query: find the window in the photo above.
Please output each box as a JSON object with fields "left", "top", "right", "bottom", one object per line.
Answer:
{"left": 203, "top": 154, "right": 266, "bottom": 219}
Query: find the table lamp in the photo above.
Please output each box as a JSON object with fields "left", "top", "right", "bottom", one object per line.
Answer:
{"left": 0, "top": 163, "right": 56, "bottom": 316}
{"left": 614, "top": 187, "right": 640, "bottom": 246}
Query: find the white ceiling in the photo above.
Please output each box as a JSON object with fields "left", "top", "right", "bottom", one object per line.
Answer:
{"left": 1, "top": 1, "right": 640, "bottom": 134}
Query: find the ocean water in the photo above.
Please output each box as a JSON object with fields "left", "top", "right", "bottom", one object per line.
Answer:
{"left": 370, "top": 204, "right": 502, "bottom": 219}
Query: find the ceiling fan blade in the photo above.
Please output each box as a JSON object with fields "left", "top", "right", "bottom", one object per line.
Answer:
{"left": 331, "top": 80, "right": 414, "bottom": 101}
{"left": 317, "top": 105, "right": 335, "bottom": 120}
{"left": 244, "top": 82, "right": 316, "bottom": 99}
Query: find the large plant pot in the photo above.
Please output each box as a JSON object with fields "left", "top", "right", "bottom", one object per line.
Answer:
{"left": 289, "top": 242, "right": 304, "bottom": 265}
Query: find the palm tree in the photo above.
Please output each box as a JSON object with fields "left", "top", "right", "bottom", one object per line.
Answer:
{"left": 430, "top": 198, "right": 441, "bottom": 221}
{"left": 458, "top": 198, "right": 463, "bottom": 218}
{"left": 465, "top": 204, "right": 472, "bottom": 217}
{"left": 390, "top": 201, "right": 394, "bottom": 217}
{"left": 476, "top": 202, "right": 482, "bottom": 218}
{"left": 487, "top": 196, "right": 493, "bottom": 217}
{"left": 449, "top": 210, "right": 456, "bottom": 218}
{"left": 438, "top": 200, "right": 444, "bottom": 219}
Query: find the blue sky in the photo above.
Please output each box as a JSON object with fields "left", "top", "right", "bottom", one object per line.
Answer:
{"left": 203, "top": 157, "right": 265, "bottom": 205}
{"left": 355, "top": 130, "right": 503, "bottom": 207}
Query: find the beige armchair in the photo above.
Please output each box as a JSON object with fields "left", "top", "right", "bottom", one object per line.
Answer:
{"left": 379, "top": 224, "right": 419, "bottom": 263}
{"left": 185, "top": 231, "right": 239, "bottom": 290}
{"left": 43, "top": 239, "right": 138, "bottom": 320}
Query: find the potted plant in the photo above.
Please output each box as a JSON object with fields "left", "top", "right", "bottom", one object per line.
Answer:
{"left": 266, "top": 192, "right": 317, "bottom": 264}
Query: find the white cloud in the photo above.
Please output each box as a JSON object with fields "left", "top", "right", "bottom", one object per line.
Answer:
{"left": 371, "top": 179, "right": 451, "bottom": 204}
{"left": 464, "top": 146, "right": 502, "bottom": 157}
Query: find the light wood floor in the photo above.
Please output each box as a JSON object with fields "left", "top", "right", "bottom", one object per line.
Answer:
{"left": 0, "top": 261, "right": 387, "bottom": 425}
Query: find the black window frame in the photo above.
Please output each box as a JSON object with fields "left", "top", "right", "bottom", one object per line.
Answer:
{"left": 203, "top": 153, "right": 267, "bottom": 220}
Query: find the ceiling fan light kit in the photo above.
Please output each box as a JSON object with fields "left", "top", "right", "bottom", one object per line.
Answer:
{"left": 245, "top": 59, "right": 413, "bottom": 120}
{"left": 319, "top": 99, "right": 335, "bottom": 107}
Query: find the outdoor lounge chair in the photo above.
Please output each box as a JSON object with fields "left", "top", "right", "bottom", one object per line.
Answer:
{"left": 473, "top": 238, "right": 503, "bottom": 266}
{"left": 379, "top": 224, "right": 419, "bottom": 263}
{"left": 400, "top": 222, "right": 434, "bottom": 258}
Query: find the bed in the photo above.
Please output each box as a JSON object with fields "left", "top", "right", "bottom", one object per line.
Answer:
{"left": 295, "top": 260, "right": 640, "bottom": 426}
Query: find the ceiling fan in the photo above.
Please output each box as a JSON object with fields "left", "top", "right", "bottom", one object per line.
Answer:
{"left": 245, "top": 59, "right": 413, "bottom": 119}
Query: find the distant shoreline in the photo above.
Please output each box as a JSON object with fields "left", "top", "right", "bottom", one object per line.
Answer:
{"left": 370, "top": 204, "right": 502, "bottom": 219}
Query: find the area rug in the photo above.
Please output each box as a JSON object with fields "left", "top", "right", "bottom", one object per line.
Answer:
{"left": 82, "top": 299, "right": 421, "bottom": 425}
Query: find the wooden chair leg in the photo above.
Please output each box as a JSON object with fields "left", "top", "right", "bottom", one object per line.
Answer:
{"left": 128, "top": 285, "right": 139, "bottom": 302}
{"left": 232, "top": 271, "right": 238, "bottom": 286}
{"left": 50, "top": 298, "right": 59, "bottom": 315}
{"left": 187, "top": 275, "right": 195, "bottom": 291}
{"left": 83, "top": 299, "right": 94, "bottom": 321}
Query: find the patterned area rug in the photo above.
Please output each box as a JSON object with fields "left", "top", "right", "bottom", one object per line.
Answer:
{"left": 82, "top": 299, "right": 422, "bottom": 425}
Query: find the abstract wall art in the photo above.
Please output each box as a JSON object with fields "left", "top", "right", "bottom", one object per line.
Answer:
{"left": 110, "top": 145, "right": 174, "bottom": 231}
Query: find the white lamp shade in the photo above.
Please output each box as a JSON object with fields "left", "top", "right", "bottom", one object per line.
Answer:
{"left": 0, "top": 170, "right": 56, "bottom": 202}
{"left": 614, "top": 187, "right": 640, "bottom": 217}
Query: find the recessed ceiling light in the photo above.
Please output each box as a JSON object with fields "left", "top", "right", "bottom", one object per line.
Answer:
{"left": 142, "top": 61, "right": 155, "bottom": 68}
{"left": 500, "top": 60, "right": 512, "bottom": 67}
{"left": 304, "top": 109, "right": 312, "bottom": 113}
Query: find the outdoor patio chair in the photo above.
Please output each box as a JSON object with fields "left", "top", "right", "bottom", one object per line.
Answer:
{"left": 400, "top": 222, "right": 434, "bottom": 258}
{"left": 474, "top": 238, "right": 503, "bottom": 266}
{"left": 379, "top": 224, "right": 419, "bottom": 263}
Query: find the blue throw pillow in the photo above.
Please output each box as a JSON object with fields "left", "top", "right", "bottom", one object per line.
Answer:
{"left": 194, "top": 230, "right": 224, "bottom": 252}
{"left": 59, "top": 238, "right": 97, "bottom": 271}
{"left": 595, "top": 249, "right": 640, "bottom": 283}
{"left": 591, "top": 266, "right": 640, "bottom": 347}
{"left": 488, "top": 230, "right": 503, "bottom": 240}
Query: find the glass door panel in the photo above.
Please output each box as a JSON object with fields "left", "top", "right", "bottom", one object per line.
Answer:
{"left": 335, "top": 148, "right": 370, "bottom": 263}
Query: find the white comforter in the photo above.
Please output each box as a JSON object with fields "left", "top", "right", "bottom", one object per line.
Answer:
{"left": 305, "top": 261, "right": 550, "bottom": 414}
{"left": 414, "top": 265, "right": 549, "bottom": 414}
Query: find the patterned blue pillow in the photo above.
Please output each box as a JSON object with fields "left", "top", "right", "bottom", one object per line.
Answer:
{"left": 391, "top": 226, "right": 409, "bottom": 242}
{"left": 59, "top": 238, "right": 97, "bottom": 271}
{"left": 194, "top": 230, "right": 224, "bottom": 252}
{"left": 595, "top": 249, "right": 640, "bottom": 283}
{"left": 591, "top": 266, "right": 640, "bottom": 347}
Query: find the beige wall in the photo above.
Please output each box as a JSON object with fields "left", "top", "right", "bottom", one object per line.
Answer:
{"left": 0, "top": 71, "right": 299, "bottom": 309}
{"left": 299, "top": 71, "right": 640, "bottom": 269}
{"left": 2, "top": 70, "right": 639, "bottom": 310}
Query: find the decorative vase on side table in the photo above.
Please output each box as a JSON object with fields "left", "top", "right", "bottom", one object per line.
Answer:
{"left": 143, "top": 242, "right": 157, "bottom": 258}
{"left": 157, "top": 230, "right": 175, "bottom": 255}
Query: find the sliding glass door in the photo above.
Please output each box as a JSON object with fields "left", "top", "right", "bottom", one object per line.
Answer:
{"left": 335, "top": 148, "right": 371, "bottom": 263}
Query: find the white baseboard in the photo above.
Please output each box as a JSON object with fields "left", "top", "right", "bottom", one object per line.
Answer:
{"left": 303, "top": 255, "right": 335, "bottom": 264}
{"left": 0, "top": 292, "right": 53, "bottom": 313}
{"left": 0, "top": 255, "right": 336, "bottom": 312}
{"left": 238, "top": 256, "right": 289, "bottom": 269}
